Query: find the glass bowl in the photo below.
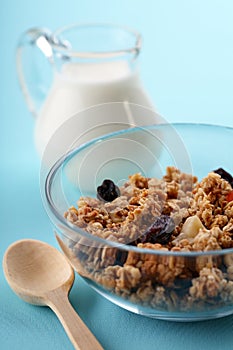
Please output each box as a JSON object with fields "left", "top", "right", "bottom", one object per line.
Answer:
{"left": 42, "top": 123, "right": 233, "bottom": 321}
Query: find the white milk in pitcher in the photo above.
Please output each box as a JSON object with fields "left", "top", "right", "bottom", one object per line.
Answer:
{"left": 35, "top": 60, "right": 157, "bottom": 160}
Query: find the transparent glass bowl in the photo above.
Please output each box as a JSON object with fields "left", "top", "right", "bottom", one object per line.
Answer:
{"left": 43, "top": 123, "right": 233, "bottom": 321}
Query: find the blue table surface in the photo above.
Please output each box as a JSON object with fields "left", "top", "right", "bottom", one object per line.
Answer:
{"left": 1, "top": 1, "right": 233, "bottom": 349}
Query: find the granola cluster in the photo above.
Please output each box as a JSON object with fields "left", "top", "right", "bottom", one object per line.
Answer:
{"left": 64, "top": 167, "right": 233, "bottom": 312}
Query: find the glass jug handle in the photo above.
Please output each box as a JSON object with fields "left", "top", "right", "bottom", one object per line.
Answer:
{"left": 16, "top": 28, "right": 54, "bottom": 118}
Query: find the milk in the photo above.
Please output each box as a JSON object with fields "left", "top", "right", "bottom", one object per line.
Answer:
{"left": 35, "top": 60, "right": 157, "bottom": 161}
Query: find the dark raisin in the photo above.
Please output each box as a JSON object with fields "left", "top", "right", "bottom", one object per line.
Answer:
{"left": 213, "top": 168, "right": 233, "bottom": 187}
{"left": 140, "top": 215, "right": 175, "bottom": 245}
{"left": 173, "top": 278, "right": 193, "bottom": 296}
{"left": 97, "top": 179, "right": 120, "bottom": 202}
{"left": 114, "top": 250, "right": 128, "bottom": 266}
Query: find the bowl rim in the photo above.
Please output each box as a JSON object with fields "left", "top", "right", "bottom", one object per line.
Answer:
{"left": 44, "top": 122, "right": 233, "bottom": 257}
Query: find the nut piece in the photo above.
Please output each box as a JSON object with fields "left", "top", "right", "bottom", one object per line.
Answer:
{"left": 173, "top": 215, "right": 204, "bottom": 245}
{"left": 181, "top": 215, "right": 205, "bottom": 237}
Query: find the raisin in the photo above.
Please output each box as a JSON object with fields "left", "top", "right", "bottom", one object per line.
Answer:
{"left": 97, "top": 179, "right": 120, "bottom": 202}
{"left": 139, "top": 215, "right": 175, "bottom": 245}
{"left": 114, "top": 250, "right": 128, "bottom": 266}
{"left": 213, "top": 168, "right": 233, "bottom": 187}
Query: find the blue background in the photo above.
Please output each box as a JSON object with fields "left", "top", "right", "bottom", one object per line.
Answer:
{"left": 1, "top": 1, "right": 233, "bottom": 349}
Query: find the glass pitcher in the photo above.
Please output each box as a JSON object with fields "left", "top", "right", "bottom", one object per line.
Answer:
{"left": 17, "top": 23, "right": 160, "bottom": 158}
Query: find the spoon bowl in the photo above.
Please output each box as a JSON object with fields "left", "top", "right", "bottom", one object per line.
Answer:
{"left": 3, "top": 239, "right": 103, "bottom": 350}
{"left": 3, "top": 239, "right": 74, "bottom": 305}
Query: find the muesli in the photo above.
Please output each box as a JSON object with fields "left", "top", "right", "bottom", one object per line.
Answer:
{"left": 64, "top": 167, "right": 233, "bottom": 311}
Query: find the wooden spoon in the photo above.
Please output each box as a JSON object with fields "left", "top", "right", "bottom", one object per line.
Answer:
{"left": 3, "top": 239, "right": 103, "bottom": 350}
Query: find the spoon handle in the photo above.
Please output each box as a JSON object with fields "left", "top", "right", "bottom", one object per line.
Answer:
{"left": 47, "top": 289, "right": 103, "bottom": 350}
